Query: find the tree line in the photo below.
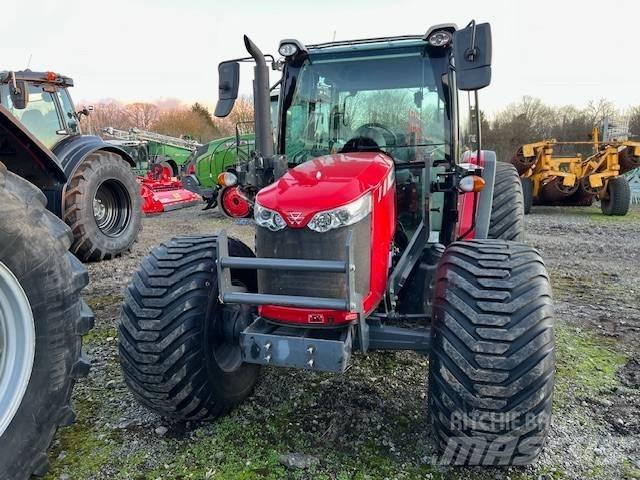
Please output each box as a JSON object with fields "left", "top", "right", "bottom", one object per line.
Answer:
{"left": 80, "top": 97, "right": 254, "bottom": 143}
{"left": 482, "top": 97, "right": 640, "bottom": 162}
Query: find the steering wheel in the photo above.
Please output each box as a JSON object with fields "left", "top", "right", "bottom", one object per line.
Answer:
{"left": 354, "top": 123, "right": 398, "bottom": 147}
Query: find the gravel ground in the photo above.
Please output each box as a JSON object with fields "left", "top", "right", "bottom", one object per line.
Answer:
{"left": 44, "top": 204, "right": 640, "bottom": 480}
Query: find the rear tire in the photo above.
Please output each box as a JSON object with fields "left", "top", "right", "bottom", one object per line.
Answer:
{"left": 119, "top": 235, "right": 260, "bottom": 419}
{"left": 64, "top": 151, "right": 142, "bottom": 262}
{"left": 428, "top": 239, "right": 554, "bottom": 465}
{"left": 488, "top": 163, "right": 525, "bottom": 241}
{"left": 521, "top": 177, "right": 533, "bottom": 214}
{"left": 0, "top": 165, "right": 93, "bottom": 479}
{"left": 600, "top": 176, "right": 630, "bottom": 216}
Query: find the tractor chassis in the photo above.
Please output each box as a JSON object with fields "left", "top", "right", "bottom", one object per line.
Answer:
{"left": 216, "top": 231, "right": 433, "bottom": 373}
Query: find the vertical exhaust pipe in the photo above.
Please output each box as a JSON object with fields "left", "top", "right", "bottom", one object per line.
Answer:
{"left": 244, "top": 35, "right": 274, "bottom": 160}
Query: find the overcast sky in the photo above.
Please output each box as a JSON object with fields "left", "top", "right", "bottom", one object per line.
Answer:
{"left": 2, "top": 0, "right": 638, "bottom": 115}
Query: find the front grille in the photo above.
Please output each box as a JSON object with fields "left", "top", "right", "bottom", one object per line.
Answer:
{"left": 256, "top": 216, "right": 371, "bottom": 301}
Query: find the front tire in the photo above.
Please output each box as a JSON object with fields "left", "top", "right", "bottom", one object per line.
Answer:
{"left": 488, "top": 163, "right": 525, "bottom": 240}
{"left": 600, "top": 176, "right": 630, "bottom": 216}
{"left": 64, "top": 151, "right": 142, "bottom": 262}
{"left": 0, "top": 165, "right": 93, "bottom": 479}
{"left": 119, "top": 235, "right": 260, "bottom": 419}
{"left": 428, "top": 239, "right": 554, "bottom": 465}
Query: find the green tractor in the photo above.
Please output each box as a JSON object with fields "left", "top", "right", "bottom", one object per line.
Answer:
{"left": 181, "top": 94, "right": 279, "bottom": 217}
{"left": 182, "top": 131, "right": 256, "bottom": 216}
{"left": 0, "top": 70, "right": 142, "bottom": 262}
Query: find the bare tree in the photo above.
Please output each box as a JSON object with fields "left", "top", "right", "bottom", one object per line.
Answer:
{"left": 125, "top": 103, "right": 159, "bottom": 130}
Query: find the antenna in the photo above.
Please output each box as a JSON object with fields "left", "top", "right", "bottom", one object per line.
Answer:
{"left": 26, "top": 54, "right": 32, "bottom": 69}
{"left": 332, "top": 30, "right": 337, "bottom": 41}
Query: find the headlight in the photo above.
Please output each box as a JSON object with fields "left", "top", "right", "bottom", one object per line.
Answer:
{"left": 278, "top": 43, "right": 298, "bottom": 57}
{"left": 254, "top": 203, "right": 286, "bottom": 231}
{"left": 427, "top": 30, "right": 452, "bottom": 47}
{"left": 307, "top": 193, "right": 371, "bottom": 233}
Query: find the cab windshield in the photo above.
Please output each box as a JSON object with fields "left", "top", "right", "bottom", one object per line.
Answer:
{"left": 283, "top": 48, "right": 449, "bottom": 164}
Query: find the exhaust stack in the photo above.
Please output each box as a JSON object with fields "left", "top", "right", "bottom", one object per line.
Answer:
{"left": 244, "top": 35, "right": 274, "bottom": 160}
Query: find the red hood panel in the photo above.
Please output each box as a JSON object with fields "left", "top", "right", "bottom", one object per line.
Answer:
{"left": 256, "top": 152, "right": 393, "bottom": 227}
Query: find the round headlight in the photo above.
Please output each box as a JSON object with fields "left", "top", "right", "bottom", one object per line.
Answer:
{"left": 217, "top": 171, "right": 238, "bottom": 187}
{"left": 428, "top": 31, "right": 452, "bottom": 47}
{"left": 278, "top": 43, "right": 298, "bottom": 57}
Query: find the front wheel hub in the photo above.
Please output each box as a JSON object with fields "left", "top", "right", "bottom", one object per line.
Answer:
{"left": 0, "top": 261, "right": 35, "bottom": 437}
{"left": 92, "top": 179, "right": 132, "bottom": 237}
{"left": 220, "top": 187, "right": 251, "bottom": 218}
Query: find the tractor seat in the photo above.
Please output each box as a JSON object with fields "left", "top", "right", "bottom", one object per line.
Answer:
{"left": 339, "top": 136, "right": 382, "bottom": 154}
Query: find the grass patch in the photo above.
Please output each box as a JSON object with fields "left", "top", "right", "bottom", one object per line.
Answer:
{"left": 44, "top": 398, "right": 119, "bottom": 479}
{"left": 586, "top": 208, "right": 640, "bottom": 223}
{"left": 623, "top": 460, "right": 640, "bottom": 479}
{"left": 554, "top": 324, "right": 627, "bottom": 405}
{"left": 86, "top": 293, "right": 123, "bottom": 311}
{"left": 83, "top": 325, "right": 118, "bottom": 346}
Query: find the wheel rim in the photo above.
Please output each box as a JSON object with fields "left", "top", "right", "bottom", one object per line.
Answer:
{"left": 93, "top": 179, "right": 131, "bottom": 237}
{"left": 0, "top": 261, "right": 35, "bottom": 437}
{"left": 211, "top": 284, "right": 252, "bottom": 373}
{"left": 221, "top": 187, "right": 251, "bottom": 218}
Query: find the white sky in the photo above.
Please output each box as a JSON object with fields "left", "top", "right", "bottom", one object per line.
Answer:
{"left": 2, "top": 0, "right": 639, "bottom": 115}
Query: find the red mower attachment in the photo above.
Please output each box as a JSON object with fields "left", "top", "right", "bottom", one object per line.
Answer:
{"left": 139, "top": 164, "right": 201, "bottom": 214}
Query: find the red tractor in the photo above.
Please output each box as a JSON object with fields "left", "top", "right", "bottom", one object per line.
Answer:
{"left": 119, "top": 21, "right": 554, "bottom": 465}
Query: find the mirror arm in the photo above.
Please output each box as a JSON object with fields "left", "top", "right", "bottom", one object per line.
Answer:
{"left": 9, "top": 72, "right": 22, "bottom": 97}
{"left": 474, "top": 90, "right": 482, "bottom": 158}
{"left": 465, "top": 19, "right": 478, "bottom": 61}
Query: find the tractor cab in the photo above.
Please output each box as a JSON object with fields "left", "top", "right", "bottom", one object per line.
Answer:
{"left": 275, "top": 32, "right": 463, "bottom": 244}
{"left": 0, "top": 70, "right": 88, "bottom": 150}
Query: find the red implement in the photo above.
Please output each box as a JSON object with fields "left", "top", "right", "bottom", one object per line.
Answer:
{"left": 139, "top": 164, "right": 201, "bottom": 214}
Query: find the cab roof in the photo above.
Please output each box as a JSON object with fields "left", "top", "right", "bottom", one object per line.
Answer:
{"left": 307, "top": 36, "right": 428, "bottom": 55}
{"left": 300, "top": 24, "right": 457, "bottom": 56}
{"left": 0, "top": 70, "right": 73, "bottom": 87}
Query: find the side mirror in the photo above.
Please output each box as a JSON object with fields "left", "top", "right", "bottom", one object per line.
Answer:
{"left": 10, "top": 80, "right": 29, "bottom": 110}
{"left": 214, "top": 61, "right": 240, "bottom": 118}
{"left": 453, "top": 22, "right": 492, "bottom": 91}
{"left": 78, "top": 105, "right": 92, "bottom": 117}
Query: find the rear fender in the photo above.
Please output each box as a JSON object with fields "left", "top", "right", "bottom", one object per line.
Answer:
{"left": 0, "top": 105, "right": 67, "bottom": 216}
{"left": 52, "top": 135, "right": 135, "bottom": 179}
{"left": 457, "top": 150, "right": 496, "bottom": 239}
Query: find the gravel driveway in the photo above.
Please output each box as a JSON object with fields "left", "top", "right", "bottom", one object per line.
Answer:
{"left": 44, "top": 205, "right": 640, "bottom": 480}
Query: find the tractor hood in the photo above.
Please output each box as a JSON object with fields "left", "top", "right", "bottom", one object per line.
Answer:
{"left": 256, "top": 151, "right": 393, "bottom": 228}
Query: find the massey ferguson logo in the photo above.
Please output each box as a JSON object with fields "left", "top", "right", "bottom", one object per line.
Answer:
{"left": 287, "top": 211, "right": 304, "bottom": 225}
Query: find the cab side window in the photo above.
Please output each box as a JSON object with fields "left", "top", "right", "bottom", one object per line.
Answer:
{"left": 8, "top": 84, "right": 62, "bottom": 149}
{"left": 457, "top": 90, "right": 478, "bottom": 158}
{"left": 57, "top": 89, "right": 80, "bottom": 135}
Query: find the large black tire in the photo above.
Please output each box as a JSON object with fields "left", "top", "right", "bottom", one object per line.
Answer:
{"left": 600, "top": 176, "right": 631, "bottom": 216}
{"left": 488, "top": 163, "right": 525, "bottom": 241}
{"left": 521, "top": 177, "right": 533, "bottom": 214}
{"left": 119, "top": 235, "right": 260, "bottom": 419}
{"left": 0, "top": 165, "right": 93, "bottom": 479}
{"left": 428, "top": 240, "right": 554, "bottom": 465}
{"left": 64, "top": 151, "right": 142, "bottom": 262}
